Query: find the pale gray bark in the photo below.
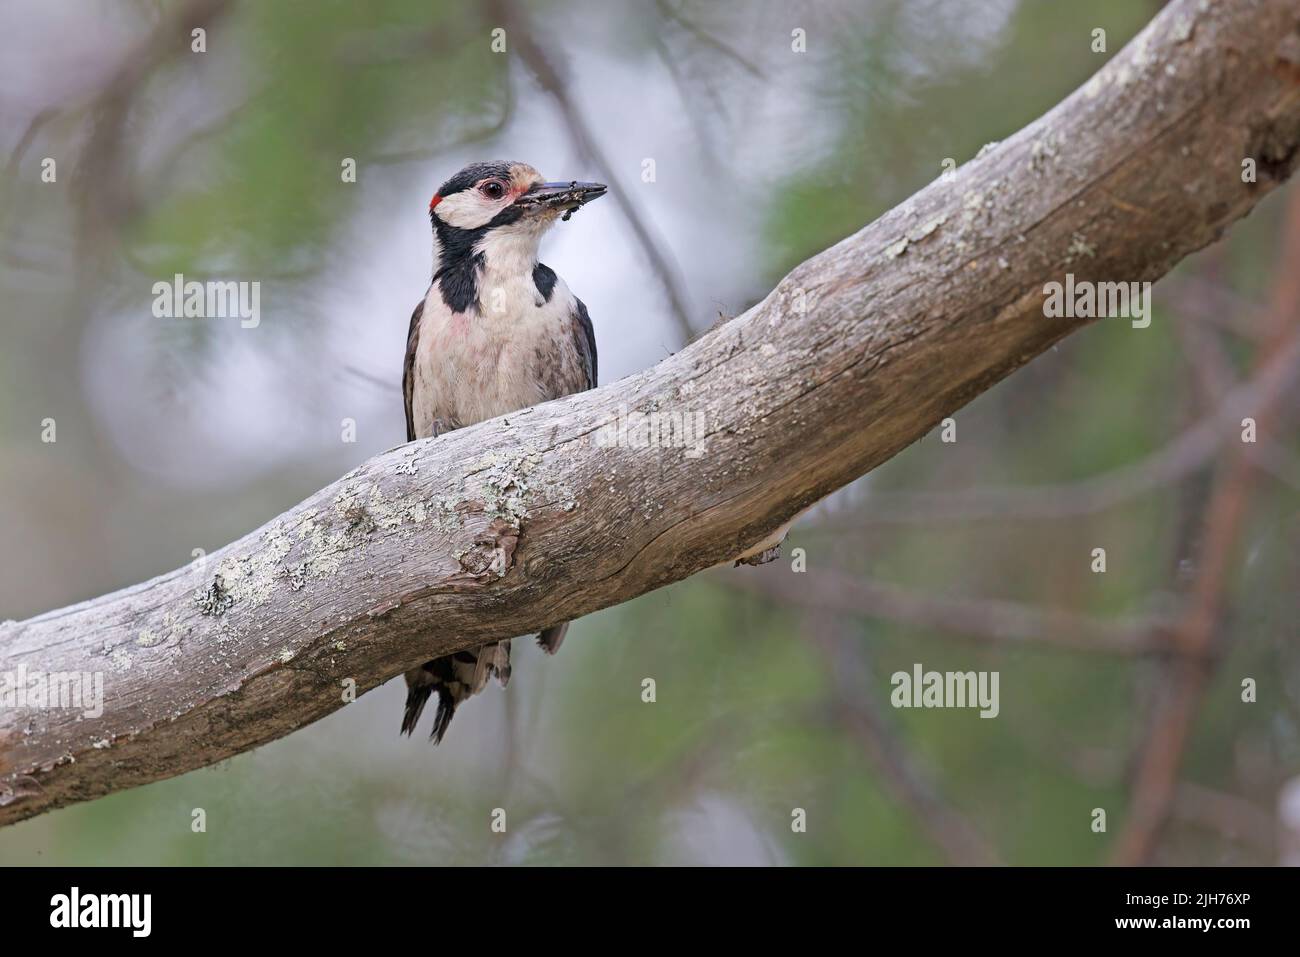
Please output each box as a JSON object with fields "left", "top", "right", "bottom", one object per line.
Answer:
{"left": 2, "top": 0, "right": 1298, "bottom": 826}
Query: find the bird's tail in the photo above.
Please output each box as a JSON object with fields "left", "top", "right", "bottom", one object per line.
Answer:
{"left": 400, "top": 624, "right": 571, "bottom": 741}
{"left": 401, "top": 640, "right": 512, "bottom": 744}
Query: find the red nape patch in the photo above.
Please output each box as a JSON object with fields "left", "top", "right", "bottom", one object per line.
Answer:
{"left": 429, "top": 193, "right": 443, "bottom": 212}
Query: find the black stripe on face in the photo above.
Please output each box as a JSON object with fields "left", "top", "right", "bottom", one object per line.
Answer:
{"left": 432, "top": 203, "right": 528, "bottom": 312}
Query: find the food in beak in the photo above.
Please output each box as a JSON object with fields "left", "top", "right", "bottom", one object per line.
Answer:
{"left": 519, "top": 181, "right": 608, "bottom": 219}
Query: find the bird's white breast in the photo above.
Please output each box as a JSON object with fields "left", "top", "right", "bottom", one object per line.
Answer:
{"left": 411, "top": 262, "right": 583, "bottom": 437}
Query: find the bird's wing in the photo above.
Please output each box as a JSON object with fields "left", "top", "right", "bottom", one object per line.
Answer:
{"left": 401, "top": 296, "right": 425, "bottom": 443}
{"left": 573, "top": 296, "right": 597, "bottom": 390}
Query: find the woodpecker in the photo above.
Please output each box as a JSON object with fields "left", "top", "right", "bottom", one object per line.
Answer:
{"left": 399, "top": 160, "right": 606, "bottom": 743}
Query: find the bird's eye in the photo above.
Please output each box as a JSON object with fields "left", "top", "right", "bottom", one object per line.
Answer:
{"left": 481, "top": 181, "right": 506, "bottom": 200}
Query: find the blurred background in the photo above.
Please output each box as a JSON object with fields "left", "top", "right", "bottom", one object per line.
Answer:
{"left": 0, "top": 0, "right": 1296, "bottom": 865}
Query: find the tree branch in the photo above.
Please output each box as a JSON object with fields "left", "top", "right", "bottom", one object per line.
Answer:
{"left": 3, "top": 0, "right": 1299, "bottom": 826}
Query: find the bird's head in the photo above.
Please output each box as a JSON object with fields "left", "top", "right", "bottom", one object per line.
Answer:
{"left": 428, "top": 161, "right": 606, "bottom": 273}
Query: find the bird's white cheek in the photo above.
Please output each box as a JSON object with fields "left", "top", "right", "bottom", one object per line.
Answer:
{"left": 435, "top": 191, "right": 506, "bottom": 229}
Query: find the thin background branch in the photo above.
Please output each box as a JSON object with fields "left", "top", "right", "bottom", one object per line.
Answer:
{"left": 1110, "top": 186, "right": 1300, "bottom": 865}
{"left": 489, "top": 0, "right": 698, "bottom": 346}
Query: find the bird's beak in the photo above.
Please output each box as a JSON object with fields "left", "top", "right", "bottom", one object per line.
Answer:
{"left": 516, "top": 181, "right": 608, "bottom": 215}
